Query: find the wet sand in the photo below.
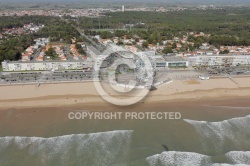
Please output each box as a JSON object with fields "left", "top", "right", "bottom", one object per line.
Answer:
{"left": 1, "top": 76, "right": 250, "bottom": 137}
{"left": 1, "top": 97, "right": 250, "bottom": 137}
{"left": 1, "top": 85, "right": 250, "bottom": 166}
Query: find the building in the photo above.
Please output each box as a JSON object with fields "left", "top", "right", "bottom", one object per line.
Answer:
{"left": 142, "top": 53, "right": 188, "bottom": 68}
{"left": 188, "top": 55, "right": 250, "bottom": 66}
{"left": 137, "top": 52, "right": 188, "bottom": 68}
{"left": 163, "top": 56, "right": 189, "bottom": 68}
{"left": 1, "top": 60, "right": 93, "bottom": 71}
{"left": 154, "top": 57, "right": 167, "bottom": 68}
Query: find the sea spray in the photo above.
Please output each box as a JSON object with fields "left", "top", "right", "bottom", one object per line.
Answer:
{"left": 184, "top": 115, "right": 250, "bottom": 154}
{"left": 0, "top": 130, "right": 133, "bottom": 166}
{"left": 211, "top": 164, "right": 249, "bottom": 166}
{"left": 146, "top": 151, "right": 212, "bottom": 166}
{"left": 146, "top": 115, "right": 250, "bottom": 166}
{"left": 225, "top": 151, "right": 250, "bottom": 165}
{"left": 146, "top": 151, "right": 250, "bottom": 166}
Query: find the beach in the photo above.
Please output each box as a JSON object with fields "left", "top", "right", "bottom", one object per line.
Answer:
{"left": 1, "top": 77, "right": 250, "bottom": 165}
{"left": 1, "top": 76, "right": 250, "bottom": 110}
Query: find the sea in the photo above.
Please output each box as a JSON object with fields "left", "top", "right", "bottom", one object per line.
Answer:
{"left": 0, "top": 98, "right": 250, "bottom": 166}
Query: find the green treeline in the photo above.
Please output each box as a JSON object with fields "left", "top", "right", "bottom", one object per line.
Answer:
{"left": 0, "top": 15, "right": 55, "bottom": 30}
{"left": 85, "top": 29, "right": 250, "bottom": 49}
{"left": 35, "top": 19, "right": 79, "bottom": 42}
{"left": 79, "top": 9, "right": 250, "bottom": 44}
{"left": 0, "top": 35, "right": 34, "bottom": 62}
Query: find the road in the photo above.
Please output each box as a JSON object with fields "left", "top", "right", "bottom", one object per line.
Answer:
{"left": 61, "top": 17, "right": 105, "bottom": 52}
{"left": 31, "top": 50, "right": 41, "bottom": 61}
{"left": 64, "top": 44, "right": 74, "bottom": 60}
{"left": 0, "top": 71, "right": 94, "bottom": 84}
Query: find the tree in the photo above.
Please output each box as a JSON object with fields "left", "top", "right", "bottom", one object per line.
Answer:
{"left": 162, "top": 47, "right": 173, "bottom": 54}
{"left": 188, "top": 45, "right": 195, "bottom": 51}
{"left": 220, "top": 49, "right": 229, "bottom": 54}
{"left": 117, "top": 40, "right": 124, "bottom": 45}
{"left": 172, "top": 42, "right": 177, "bottom": 49}
{"left": 75, "top": 44, "right": 82, "bottom": 49}
{"left": 142, "top": 41, "right": 149, "bottom": 48}
{"left": 46, "top": 47, "right": 58, "bottom": 59}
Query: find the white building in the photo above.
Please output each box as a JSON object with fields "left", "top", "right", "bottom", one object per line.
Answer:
{"left": 189, "top": 55, "right": 250, "bottom": 66}
{"left": 2, "top": 60, "right": 93, "bottom": 72}
{"left": 163, "top": 56, "right": 189, "bottom": 68}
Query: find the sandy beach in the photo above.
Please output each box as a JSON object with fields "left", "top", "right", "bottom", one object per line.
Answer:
{"left": 1, "top": 77, "right": 250, "bottom": 166}
{"left": 1, "top": 76, "right": 250, "bottom": 110}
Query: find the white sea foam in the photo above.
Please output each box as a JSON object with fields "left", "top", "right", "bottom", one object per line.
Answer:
{"left": 0, "top": 137, "right": 12, "bottom": 150}
{"left": 146, "top": 151, "right": 250, "bottom": 166}
{"left": 225, "top": 151, "right": 250, "bottom": 165}
{"left": 146, "top": 116, "right": 250, "bottom": 166}
{"left": 212, "top": 164, "right": 250, "bottom": 166}
{"left": 0, "top": 130, "right": 133, "bottom": 166}
{"left": 184, "top": 115, "right": 250, "bottom": 153}
{"left": 146, "top": 151, "right": 212, "bottom": 166}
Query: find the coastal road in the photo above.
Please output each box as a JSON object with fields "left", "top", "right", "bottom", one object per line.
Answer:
{"left": 0, "top": 71, "right": 94, "bottom": 84}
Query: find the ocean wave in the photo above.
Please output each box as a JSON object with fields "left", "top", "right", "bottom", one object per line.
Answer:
{"left": 146, "top": 151, "right": 212, "bottom": 166}
{"left": 147, "top": 115, "right": 250, "bottom": 166}
{"left": 0, "top": 130, "right": 133, "bottom": 166}
{"left": 184, "top": 115, "right": 250, "bottom": 154}
{"left": 211, "top": 164, "right": 249, "bottom": 166}
{"left": 225, "top": 151, "right": 250, "bottom": 165}
{"left": 146, "top": 151, "right": 250, "bottom": 166}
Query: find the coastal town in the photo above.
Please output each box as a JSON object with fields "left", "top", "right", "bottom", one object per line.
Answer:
{"left": 1, "top": 25, "right": 250, "bottom": 85}
{"left": 0, "top": 4, "right": 250, "bottom": 86}
{"left": 1, "top": 1, "right": 250, "bottom": 166}
{"left": 0, "top": 23, "right": 44, "bottom": 39}
{"left": 0, "top": 5, "right": 229, "bottom": 18}
{"left": 1, "top": 29, "right": 250, "bottom": 69}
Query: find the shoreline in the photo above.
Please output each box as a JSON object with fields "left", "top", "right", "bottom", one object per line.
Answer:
{"left": 1, "top": 76, "right": 250, "bottom": 110}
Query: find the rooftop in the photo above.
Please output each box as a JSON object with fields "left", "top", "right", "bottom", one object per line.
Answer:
{"left": 163, "top": 56, "right": 188, "bottom": 62}
{"left": 188, "top": 54, "right": 250, "bottom": 57}
{"left": 2, "top": 59, "right": 91, "bottom": 64}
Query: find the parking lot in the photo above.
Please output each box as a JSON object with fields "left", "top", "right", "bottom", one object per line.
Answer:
{"left": 0, "top": 70, "right": 94, "bottom": 84}
{"left": 195, "top": 65, "right": 250, "bottom": 77}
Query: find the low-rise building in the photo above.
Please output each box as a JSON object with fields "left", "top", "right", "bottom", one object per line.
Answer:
{"left": 1, "top": 60, "right": 93, "bottom": 71}
{"left": 163, "top": 56, "right": 189, "bottom": 68}
{"left": 189, "top": 55, "right": 250, "bottom": 66}
{"left": 155, "top": 57, "right": 167, "bottom": 68}
{"left": 147, "top": 54, "right": 188, "bottom": 68}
